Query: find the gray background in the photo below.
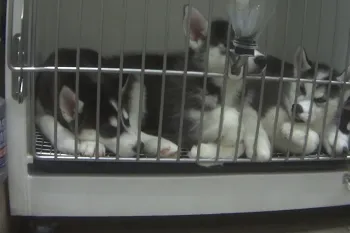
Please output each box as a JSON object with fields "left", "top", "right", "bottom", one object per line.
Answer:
{"left": 32, "top": 0, "right": 350, "bottom": 71}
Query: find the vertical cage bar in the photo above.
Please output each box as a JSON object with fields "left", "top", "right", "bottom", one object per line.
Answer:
{"left": 6, "top": 0, "right": 14, "bottom": 67}
{"left": 216, "top": 21, "right": 233, "bottom": 162}
{"left": 250, "top": 21, "right": 270, "bottom": 161}
{"left": 253, "top": 69, "right": 267, "bottom": 161}
{"left": 234, "top": 64, "right": 247, "bottom": 162}
{"left": 30, "top": 0, "right": 37, "bottom": 156}
{"left": 74, "top": 0, "right": 84, "bottom": 158}
{"left": 301, "top": 0, "right": 323, "bottom": 158}
{"left": 156, "top": 0, "right": 170, "bottom": 160}
{"left": 286, "top": 0, "right": 308, "bottom": 159}
{"left": 53, "top": 0, "right": 61, "bottom": 159}
{"left": 196, "top": 0, "right": 213, "bottom": 163}
{"left": 177, "top": 0, "right": 192, "bottom": 160}
{"left": 115, "top": 0, "right": 128, "bottom": 160}
{"left": 116, "top": 0, "right": 128, "bottom": 160}
{"left": 95, "top": 0, "right": 105, "bottom": 160}
{"left": 330, "top": 29, "right": 350, "bottom": 158}
{"left": 317, "top": 0, "right": 339, "bottom": 158}
{"left": 271, "top": 0, "right": 290, "bottom": 161}
{"left": 136, "top": 0, "right": 150, "bottom": 159}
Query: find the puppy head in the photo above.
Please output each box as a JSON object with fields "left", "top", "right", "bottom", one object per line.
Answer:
{"left": 182, "top": 5, "right": 267, "bottom": 80}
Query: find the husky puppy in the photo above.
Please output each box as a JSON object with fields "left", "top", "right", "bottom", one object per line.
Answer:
{"left": 177, "top": 6, "right": 271, "bottom": 163}
{"left": 35, "top": 49, "right": 178, "bottom": 157}
{"left": 244, "top": 47, "right": 350, "bottom": 156}
{"left": 107, "top": 5, "right": 268, "bottom": 164}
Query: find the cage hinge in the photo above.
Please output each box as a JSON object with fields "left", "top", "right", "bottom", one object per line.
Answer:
{"left": 11, "top": 33, "right": 27, "bottom": 104}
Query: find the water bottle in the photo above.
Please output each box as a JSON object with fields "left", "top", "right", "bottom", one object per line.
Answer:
{"left": 0, "top": 97, "right": 6, "bottom": 182}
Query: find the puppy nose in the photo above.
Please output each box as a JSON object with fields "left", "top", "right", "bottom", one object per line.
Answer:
{"left": 132, "top": 142, "right": 145, "bottom": 154}
{"left": 254, "top": 56, "right": 267, "bottom": 69}
{"left": 292, "top": 104, "right": 303, "bottom": 115}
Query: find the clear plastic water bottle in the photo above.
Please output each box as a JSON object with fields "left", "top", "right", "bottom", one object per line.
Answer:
{"left": 0, "top": 97, "right": 6, "bottom": 182}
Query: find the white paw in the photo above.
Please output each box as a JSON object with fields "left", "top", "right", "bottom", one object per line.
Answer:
{"left": 79, "top": 141, "right": 106, "bottom": 157}
{"left": 188, "top": 143, "right": 224, "bottom": 167}
{"left": 245, "top": 137, "right": 271, "bottom": 162}
{"left": 220, "top": 111, "right": 244, "bottom": 147}
{"left": 324, "top": 130, "right": 349, "bottom": 156}
{"left": 143, "top": 138, "right": 178, "bottom": 157}
{"left": 56, "top": 139, "right": 76, "bottom": 155}
{"left": 188, "top": 142, "right": 245, "bottom": 167}
{"left": 281, "top": 122, "right": 319, "bottom": 155}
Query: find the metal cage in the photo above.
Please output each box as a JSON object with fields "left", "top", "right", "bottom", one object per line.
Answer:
{"left": 5, "top": 0, "right": 350, "bottom": 217}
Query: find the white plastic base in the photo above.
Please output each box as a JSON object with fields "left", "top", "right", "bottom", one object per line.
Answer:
{"left": 7, "top": 171, "right": 350, "bottom": 217}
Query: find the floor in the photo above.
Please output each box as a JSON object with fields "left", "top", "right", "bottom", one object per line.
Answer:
{"left": 11, "top": 206, "right": 350, "bottom": 233}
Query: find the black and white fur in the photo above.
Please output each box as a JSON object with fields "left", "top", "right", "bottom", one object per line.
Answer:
{"left": 101, "top": 5, "right": 268, "bottom": 164}
{"left": 35, "top": 49, "right": 178, "bottom": 157}
{"left": 178, "top": 6, "right": 271, "bottom": 163}
{"left": 244, "top": 47, "right": 350, "bottom": 156}
{"left": 181, "top": 5, "right": 350, "bottom": 159}
{"left": 323, "top": 97, "right": 350, "bottom": 156}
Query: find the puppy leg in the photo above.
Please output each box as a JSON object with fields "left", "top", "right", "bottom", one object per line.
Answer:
{"left": 281, "top": 122, "right": 319, "bottom": 155}
{"left": 323, "top": 123, "right": 349, "bottom": 156}
{"left": 36, "top": 114, "right": 105, "bottom": 156}
{"left": 242, "top": 105, "right": 271, "bottom": 162}
{"left": 188, "top": 142, "right": 245, "bottom": 167}
{"left": 140, "top": 132, "right": 178, "bottom": 157}
{"left": 188, "top": 107, "right": 245, "bottom": 165}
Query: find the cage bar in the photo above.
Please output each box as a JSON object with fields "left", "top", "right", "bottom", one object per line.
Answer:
{"left": 270, "top": 0, "right": 290, "bottom": 162}
{"left": 286, "top": 0, "right": 308, "bottom": 158}
{"left": 301, "top": 0, "right": 323, "bottom": 159}
{"left": 115, "top": 0, "right": 128, "bottom": 160}
{"left": 196, "top": 0, "right": 213, "bottom": 163}
{"left": 53, "top": 0, "right": 61, "bottom": 159}
{"left": 317, "top": 0, "right": 340, "bottom": 159}
{"left": 156, "top": 0, "right": 170, "bottom": 160}
{"left": 176, "top": 0, "right": 192, "bottom": 161}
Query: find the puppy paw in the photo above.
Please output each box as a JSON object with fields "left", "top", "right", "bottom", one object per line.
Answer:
{"left": 79, "top": 141, "right": 106, "bottom": 157}
{"left": 244, "top": 128, "right": 271, "bottom": 162}
{"left": 188, "top": 142, "right": 245, "bottom": 167}
{"left": 143, "top": 138, "right": 178, "bottom": 157}
{"left": 245, "top": 138, "right": 271, "bottom": 162}
{"left": 324, "top": 130, "right": 349, "bottom": 157}
{"left": 281, "top": 122, "right": 319, "bottom": 155}
{"left": 188, "top": 143, "right": 224, "bottom": 167}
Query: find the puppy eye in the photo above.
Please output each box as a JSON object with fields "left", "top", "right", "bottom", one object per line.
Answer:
{"left": 314, "top": 97, "right": 327, "bottom": 104}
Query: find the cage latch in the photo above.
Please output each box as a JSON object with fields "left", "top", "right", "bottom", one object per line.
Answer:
{"left": 11, "top": 33, "right": 26, "bottom": 104}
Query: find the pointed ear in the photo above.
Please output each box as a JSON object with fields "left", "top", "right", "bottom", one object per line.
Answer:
{"left": 59, "top": 86, "right": 84, "bottom": 122}
{"left": 183, "top": 5, "right": 208, "bottom": 50}
{"left": 336, "top": 64, "right": 350, "bottom": 82}
{"left": 121, "top": 74, "right": 133, "bottom": 95}
{"left": 294, "top": 46, "right": 312, "bottom": 74}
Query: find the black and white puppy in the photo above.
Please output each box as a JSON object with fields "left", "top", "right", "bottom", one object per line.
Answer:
{"left": 102, "top": 5, "right": 268, "bottom": 164}
{"left": 35, "top": 49, "right": 178, "bottom": 157}
{"left": 178, "top": 6, "right": 271, "bottom": 163}
{"left": 244, "top": 47, "right": 350, "bottom": 156}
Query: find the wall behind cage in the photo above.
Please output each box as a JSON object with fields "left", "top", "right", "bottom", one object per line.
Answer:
{"left": 32, "top": 0, "right": 350, "bottom": 71}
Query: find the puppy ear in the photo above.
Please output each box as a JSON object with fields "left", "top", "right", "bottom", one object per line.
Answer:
{"left": 336, "top": 64, "right": 350, "bottom": 82}
{"left": 293, "top": 46, "right": 312, "bottom": 75}
{"left": 59, "top": 86, "right": 84, "bottom": 122}
{"left": 183, "top": 5, "right": 208, "bottom": 50}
